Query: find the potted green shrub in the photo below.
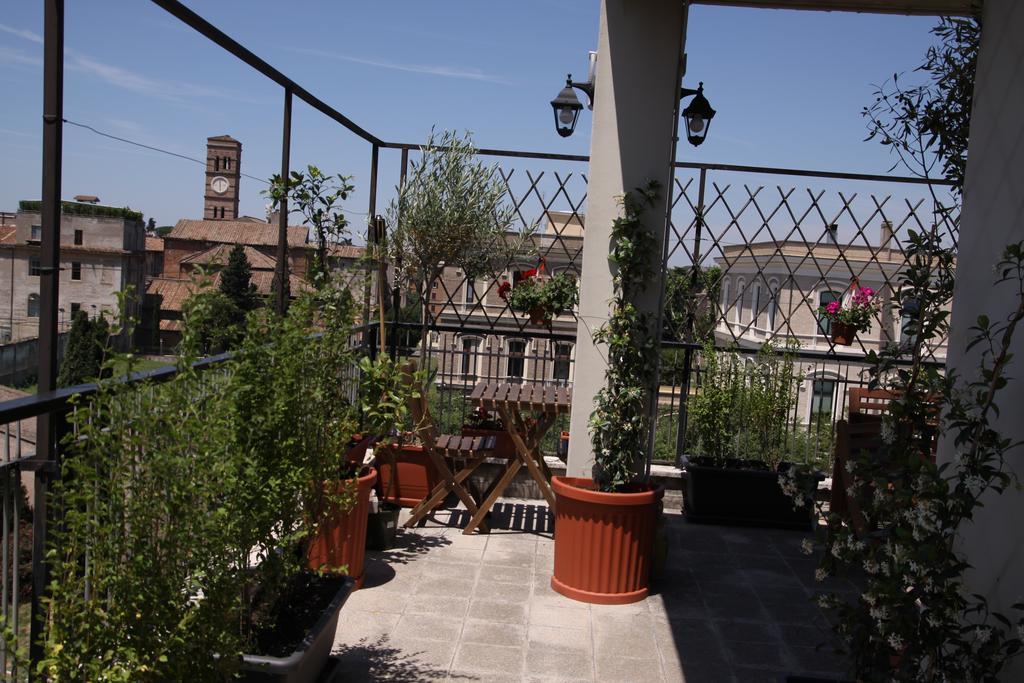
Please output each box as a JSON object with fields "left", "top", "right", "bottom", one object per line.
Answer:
{"left": 549, "top": 182, "right": 665, "bottom": 605}
{"left": 500, "top": 271, "right": 579, "bottom": 326}
{"left": 37, "top": 284, "right": 362, "bottom": 681}
{"left": 682, "top": 341, "right": 827, "bottom": 530}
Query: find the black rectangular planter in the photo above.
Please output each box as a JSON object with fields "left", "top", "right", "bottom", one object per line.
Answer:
{"left": 683, "top": 463, "right": 815, "bottom": 531}
{"left": 240, "top": 575, "right": 355, "bottom": 683}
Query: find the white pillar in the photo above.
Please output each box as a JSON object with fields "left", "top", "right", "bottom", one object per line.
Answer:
{"left": 566, "top": 0, "right": 686, "bottom": 478}
{"left": 940, "top": 2, "right": 1024, "bottom": 680}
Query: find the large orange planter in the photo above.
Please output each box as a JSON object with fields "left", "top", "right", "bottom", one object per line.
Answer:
{"left": 376, "top": 444, "right": 439, "bottom": 507}
{"left": 551, "top": 476, "right": 664, "bottom": 605}
{"left": 307, "top": 467, "right": 376, "bottom": 589}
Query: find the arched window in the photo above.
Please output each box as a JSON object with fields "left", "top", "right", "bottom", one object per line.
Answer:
{"left": 810, "top": 376, "right": 838, "bottom": 420}
{"left": 720, "top": 278, "right": 731, "bottom": 323}
{"left": 27, "top": 294, "right": 39, "bottom": 318}
{"left": 734, "top": 278, "right": 746, "bottom": 324}
{"left": 767, "top": 279, "right": 780, "bottom": 332}
{"left": 464, "top": 278, "right": 477, "bottom": 308}
{"left": 751, "top": 281, "right": 762, "bottom": 329}
{"left": 817, "top": 288, "right": 842, "bottom": 336}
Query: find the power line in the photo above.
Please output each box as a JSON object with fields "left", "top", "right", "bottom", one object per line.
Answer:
{"left": 61, "top": 118, "right": 369, "bottom": 216}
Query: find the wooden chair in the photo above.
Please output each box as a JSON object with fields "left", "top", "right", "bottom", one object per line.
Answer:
{"left": 830, "top": 419, "right": 884, "bottom": 538}
{"left": 399, "top": 360, "right": 499, "bottom": 533}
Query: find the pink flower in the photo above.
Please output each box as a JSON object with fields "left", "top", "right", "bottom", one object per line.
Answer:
{"left": 861, "top": 287, "right": 874, "bottom": 297}
{"left": 826, "top": 301, "right": 841, "bottom": 314}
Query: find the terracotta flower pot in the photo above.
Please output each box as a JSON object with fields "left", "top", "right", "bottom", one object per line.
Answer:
{"left": 376, "top": 443, "right": 440, "bottom": 507}
{"left": 529, "top": 306, "right": 549, "bottom": 326}
{"left": 550, "top": 476, "right": 664, "bottom": 605}
{"left": 306, "top": 467, "right": 376, "bottom": 589}
{"left": 830, "top": 322, "right": 856, "bottom": 346}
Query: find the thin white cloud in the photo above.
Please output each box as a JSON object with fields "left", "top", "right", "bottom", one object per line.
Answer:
{"left": 0, "top": 24, "right": 43, "bottom": 44}
{"left": 0, "top": 23, "right": 262, "bottom": 105}
{"left": 287, "top": 47, "right": 510, "bottom": 85}
{"left": 0, "top": 128, "right": 37, "bottom": 139}
{"left": 0, "top": 46, "right": 42, "bottom": 68}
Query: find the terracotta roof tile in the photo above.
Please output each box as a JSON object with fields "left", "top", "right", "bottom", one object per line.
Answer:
{"left": 146, "top": 271, "right": 311, "bottom": 313}
{"left": 0, "top": 227, "right": 15, "bottom": 245}
{"left": 180, "top": 244, "right": 277, "bottom": 270}
{"left": 168, "top": 219, "right": 308, "bottom": 248}
{"left": 328, "top": 244, "right": 366, "bottom": 259}
{"left": 145, "top": 236, "right": 164, "bottom": 252}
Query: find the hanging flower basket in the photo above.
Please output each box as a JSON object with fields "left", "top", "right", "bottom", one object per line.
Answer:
{"left": 529, "top": 306, "right": 549, "bottom": 326}
{"left": 830, "top": 321, "right": 856, "bottom": 346}
{"left": 501, "top": 272, "right": 579, "bottom": 326}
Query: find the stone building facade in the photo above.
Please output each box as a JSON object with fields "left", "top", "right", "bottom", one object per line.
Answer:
{"left": 0, "top": 202, "right": 145, "bottom": 344}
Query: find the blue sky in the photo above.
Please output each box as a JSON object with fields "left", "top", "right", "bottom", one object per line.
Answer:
{"left": 0, "top": 2, "right": 942, "bottom": 230}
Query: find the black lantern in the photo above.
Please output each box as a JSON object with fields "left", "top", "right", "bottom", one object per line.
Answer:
{"left": 550, "top": 75, "right": 586, "bottom": 138}
{"left": 680, "top": 82, "right": 716, "bottom": 147}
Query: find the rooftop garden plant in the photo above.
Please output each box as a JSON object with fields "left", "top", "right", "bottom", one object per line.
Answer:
{"left": 817, "top": 285, "right": 879, "bottom": 337}
{"left": 386, "top": 129, "right": 533, "bottom": 367}
{"left": 500, "top": 271, "right": 579, "bottom": 326}
{"left": 18, "top": 200, "right": 143, "bottom": 222}
{"left": 588, "top": 181, "right": 660, "bottom": 491}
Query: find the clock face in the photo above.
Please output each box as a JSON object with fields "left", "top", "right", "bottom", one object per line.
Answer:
{"left": 210, "top": 176, "right": 230, "bottom": 195}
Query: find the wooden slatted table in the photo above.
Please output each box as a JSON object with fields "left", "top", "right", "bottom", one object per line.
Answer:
{"left": 464, "top": 382, "right": 572, "bottom": 534}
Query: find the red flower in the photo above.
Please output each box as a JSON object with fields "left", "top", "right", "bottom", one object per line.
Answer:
{"left": 498, "top": 281, "right": 512, "bottom": 301}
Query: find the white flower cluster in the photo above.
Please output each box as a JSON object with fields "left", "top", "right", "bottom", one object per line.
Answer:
{"left": 815, "top": 568, "right": 828, "bottom": 582}
{"left": 880, "top": 420, "right": 896, "bottom": 445}
{"left": 887, "top": 633, "right": 904, "bottom": 650}
{"left": 801, "top": 538, "right": 814, "bottom": 555}
{"left": 975, "top": 626, "right": 991, "bottom": 644}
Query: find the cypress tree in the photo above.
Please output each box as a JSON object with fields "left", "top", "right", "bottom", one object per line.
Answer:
{"left": 58, "top": 310, "right": 109, "bottom": 387}
{"left": 219, "top": 244, "right": 258, "bottom": 313}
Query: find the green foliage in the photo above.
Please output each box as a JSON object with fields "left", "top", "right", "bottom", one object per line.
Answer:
{"left": 784, "top": 235, "right": 1024, "bottom": 681}
{"left": 504, "top": 272, "right": 579, "bottom": 324}
{"left": 589, "top": 182, "right": 660, "bottom": 491}
{"left": 218, "top": 243, "right": 259, "bottom": 316}
{"left": 18, "top": 200, "right": 143, "bottom": 222}
{"left": 181, "top": 286, "right": 242, "bottom": 355}
{"left": 864, "top": 16, "right": 980, "bottom": 192}
{"left": 685, "top": 341, "right": 818, "bottom": 470}
{"left": 357, "top": 355, "right": 425, "bottom": 442}
{"left": 662, "top": 265, "right": 722, "bottom": 343}
{"left": 266, "top": 165, "right": 354, "bottom": 288}
{"left": 40, "top": 275, "right": 366, "bottom": 679}
{"left": 386, "top": 129, "right": 532, "bottom": 365}
{"left": 57, "top": 310, "right": 111, "bottom": 387}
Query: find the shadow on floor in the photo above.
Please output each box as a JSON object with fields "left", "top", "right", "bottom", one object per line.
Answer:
{"left": 327, "top": 635, "right": 470, "bottom": 682}
{"left": 443, "top": 501, "right": 554, "bottom": 536}
{"left": 653, "top": 516, "right": 854, "bottom": 682}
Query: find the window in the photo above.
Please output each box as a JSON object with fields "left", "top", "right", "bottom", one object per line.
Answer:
{"left": 29, "top": 258, "right": 41, "bottom": 276}
{"left": 461, "top": 338, "right": 480, "bottom": 379}
{"left": 70, "top": 302, "right": 81, "bottom": 315}
{"left": 71, "top": 262, "right": 82, "bottom": 281}
{"left": 751, "top": 282, "right": 762, "bottom": 328}
{"left": 818, "top": 289, "right": 842, "bottom": 335}
{"left": 74, "top": 229, "right": 83, "bottom": 245}
{"left": 30, "top": 225, "right": 41, "bottom": 241}
{"left": 224, "top": 157, "right": 232, "bottom": 170}
{"left": 507, "top": 340, "right": 526, "bottom": 381}
{"left": 464, "top": 278, "right": 477, "bottom": 307}
{"left": 720, "top": 278, "right": 731, "bottom": 321}
{"left": 553, "top": 342, "right": 572, "bottom": 383}
{"left": 214, "top": 157, "right": 220, "bottom": 171}
{"left": 27, "top": 294, "right": 39, "bottom": 318}
{"left": 810, "top": 378, "right": 837, "bottom": 417}
{"left": 899, "top": 297, "right": 920, "bottom": 346}
{"left": 767, "top": 280, "right": 779, "bottom": 331}
{"left": 734, "top": 279, "right": 746, "bottom": 324}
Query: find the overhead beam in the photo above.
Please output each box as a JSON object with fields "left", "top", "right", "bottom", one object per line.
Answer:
{"left": 689, "top": 0, "right": 976, "bottom": 16}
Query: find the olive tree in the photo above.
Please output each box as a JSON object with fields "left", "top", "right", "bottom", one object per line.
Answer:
{"left": 386, "top": 129, "right": 531, "bottom": 366}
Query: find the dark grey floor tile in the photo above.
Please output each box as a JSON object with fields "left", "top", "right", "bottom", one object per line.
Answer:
{"left": 721, "top": 640, "right": 790, "bottom": 669}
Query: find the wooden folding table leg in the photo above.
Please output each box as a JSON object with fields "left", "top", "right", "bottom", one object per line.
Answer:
{"left": 404, "top": 453, "right": 490, "bottom": 532}
{"left": 498, "top": 405, "right": 557, "bottom": 511}
{"left": 463, "top": 459, "right": 523, "bottom": 535}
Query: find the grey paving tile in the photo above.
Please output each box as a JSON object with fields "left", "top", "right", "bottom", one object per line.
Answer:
{"left": 405, "top": 593, "right": 471, "bottom": 617}
{"left": 525, "top": 642, "right": 596, "bottom": 680}
{"left": 344, "top": 588, "right": 409, "bottom": 614}
{"left": 416, "top": 574, "right": 478, "bottom": 597}
{"left": 451, "top": 642, "right": 524, "bottom": 676}
{"left": 467, "top": 598, "right": 528, "bottom": 624}
{"left": 595, "top": 654, "right": 665, "bottom": 682}
{"left": 460, "top": 618, "right": 527, "bottom": 647}
{"left": 393, "top": 613, "right": 465, "bottom": 643}
{"left": 475, "top": 578, "right": 532, "bottom": 604}
{"left": 332, "top": 634, "right": 454, "bottom": 682}
{"left": 481, "top": 549, "right": 536, "bottom": 568}
{"left": 714, "top": 619, "right": 781, "bottom": 643}
{"left": 332, "top": 610, "right": 401, "bottom": 646}
{"left": 720, "top": 639, "right": 790, "bottom": 670}
{"left": 481, "top": 564, "right": 533, "bottom": 585}
{"left": 529, "top": 602, "right": 592, "bottom": 629}
{"left": 527, "top": 623, "right": 592, "bottom": 653}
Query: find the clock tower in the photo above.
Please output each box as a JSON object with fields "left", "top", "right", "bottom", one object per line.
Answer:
{"left": 204, "top": 135, "right": 241, "bottom": 220}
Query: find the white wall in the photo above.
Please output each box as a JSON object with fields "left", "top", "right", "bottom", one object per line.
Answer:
{"left": 941, "top": 2, "right": 1024, "bottom": 680}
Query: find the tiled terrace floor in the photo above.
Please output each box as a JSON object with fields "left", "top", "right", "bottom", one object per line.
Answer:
{"left": 327, "top": 500, "right": 854, "bottom": 682}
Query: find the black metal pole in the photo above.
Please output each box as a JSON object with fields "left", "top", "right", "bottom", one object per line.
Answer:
{"left": 31, "top": 0, "right": 64, "bottom": 672}
{"left": 275, "top": 87, "right": 292, "bottom": 316}
{"left": 362, "top": 145, "right": 378, "bottom": 349}
{"left": 675, "top": 167, "right": 707, "bottom": 462}
{"left": 389, "top": 148, "right": 408, "bottom": 360}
